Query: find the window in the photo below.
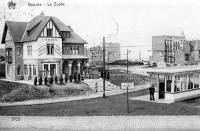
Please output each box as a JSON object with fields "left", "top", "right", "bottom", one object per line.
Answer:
{"left": 6, "top": 48, "right": 12, "bottom": 63}
{"left": 16, "top": 47, "right": 20, "bottom": 56}
{"left": 50, "top": 64, "right": 56, "bottom": 76}
{"left": 66, "top": 32, "right": 70, "bottom": 38}
{"left": 70, "top": 46, "right": 80, "bottom": 54}
{"left": 29, "top": 65, "right": 32, "bottom": 76}
{"left": 33, "top": 65, "right": 36, "bottom": 75}
{"left": 17, "top": 65, "right": 21, "bottom": 75}
{"left": 63, "top": 31, "right": 70, "bottom": 38}
{"left": 70, "top": 46, "right": 73, "bottom": 54}
{"left": 46, "top": 44, "right": 54, "bottom": 55}
{"left": 24, "top": 65, "right": 28, "bottom": 75}
{"left": 199, "top": 50, "right": 200, "bottom": 59}
{"left": 47, "top": 28, "right": 52, "bottom": 37}
{"left": 27, "top": 45, "right": 32, "bottom": 55}
{"left": 185, "top": 54, "right": 189, "bottom": 61}
{"left": 77, "top": 46, "right": 79, "bottom": 54}
{"left": 44, "top": 64, "right": 48, "bottom": 76}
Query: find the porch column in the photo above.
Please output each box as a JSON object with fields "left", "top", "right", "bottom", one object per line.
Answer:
{"left": 199, "top": 73, "right": 200, "bottom": 88}
{"left": 164, "top": 75, "right": 167, "bottom": 92}
{"left": 192, "top": 74, "right": 195, "bottom": 89}
{"left": 86, "top": 61, "right": 89, "bottom": 74}
{"left": 186, "top": 74, "right": 189, "bottom": 90}
{"left": 77, "top": 60, "right": 81, "bottom": 74}
{"left": 171, "top": 75, "right": 175, "bottom": 93}
{"left": 156, "top": 74, "right": 159, "bottom": 91}
{"left": 68, "top": 60, "right": 73, "bottom": 75}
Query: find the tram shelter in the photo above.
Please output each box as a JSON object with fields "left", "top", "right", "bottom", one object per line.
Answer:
{"left": 147, "top": 65, "right": 200, "bottom": 103}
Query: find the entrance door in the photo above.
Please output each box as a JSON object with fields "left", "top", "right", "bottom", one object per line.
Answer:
{"left": 159, "top": 82, "right": 165, "bottom": 99}
{"left": 50, "top": 64, "right": 56, "bottom": 76}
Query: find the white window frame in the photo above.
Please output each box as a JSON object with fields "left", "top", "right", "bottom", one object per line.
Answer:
{"left": 27, "top": 45, "right": 32, "bottom": 55}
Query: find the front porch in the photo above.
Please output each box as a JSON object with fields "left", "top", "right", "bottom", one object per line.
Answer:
{"left": 62, "top": 55, "right": 89, "bottom": 76}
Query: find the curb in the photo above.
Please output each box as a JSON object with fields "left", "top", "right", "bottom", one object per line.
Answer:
{"left": 0, "top": 84, "right": 149, "bottom": 107}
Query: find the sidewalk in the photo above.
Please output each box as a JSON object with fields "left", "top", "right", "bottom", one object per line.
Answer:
{"left": 0, "top": 116, "right": 200, "bottom": 129}
{"left": 130, "top": 92, "right": 174, "bottom": 104}
{"left": 0, "top": 83, "right": 149, "bottom": 107}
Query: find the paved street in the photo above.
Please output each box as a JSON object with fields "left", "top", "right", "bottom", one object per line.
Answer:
{"left": 0, "top": 116, "right": 200, "bottom": 130}
{"left": 0, "top": 88, "right": 200, "bottom": 116}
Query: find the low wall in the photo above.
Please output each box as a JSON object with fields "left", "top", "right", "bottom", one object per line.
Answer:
{"left": 165, "top": 89, "right": 200, "bottom": 102}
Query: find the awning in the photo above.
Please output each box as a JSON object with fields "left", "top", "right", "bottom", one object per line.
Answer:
{"left": 147, "top": 65, "right": 200, "bottom": 75}
{"left": 42, "top": 59, "right": 60, "bottom": 63}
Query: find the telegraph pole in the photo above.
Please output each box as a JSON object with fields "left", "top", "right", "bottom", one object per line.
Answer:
{"left": 127, "top": 49, "right": 129, "bottom": 113}
{"left": 107, "top": 51, "right": 110, "bottom": 70}
{"left": 103, "top": 36, "right": 106, "bottom": 98}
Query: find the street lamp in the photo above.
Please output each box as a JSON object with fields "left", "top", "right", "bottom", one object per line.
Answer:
{"left": 103, "top": 36, "right": 106, "bottom": 98}
{"left": 126, "top": 49, "right": 131, "bottom": 113}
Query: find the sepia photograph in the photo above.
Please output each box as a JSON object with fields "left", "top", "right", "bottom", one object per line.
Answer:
{"left": 0, "top": 0, "right": 200, "bottom": 130}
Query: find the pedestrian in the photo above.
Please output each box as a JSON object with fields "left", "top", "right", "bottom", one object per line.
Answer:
{"left": 95, "top": 82, "right": 98, "bottom": 92}
{"left": 149, "top": 85, "right": 152, "bottom": 100}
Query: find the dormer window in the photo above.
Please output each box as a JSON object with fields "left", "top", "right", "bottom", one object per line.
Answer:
{"left": 47, "top": 28, "right": 52, "bottom": 37}
{"left": 66, "top": 32, "right": 70, "bottom": 38}
{"left": 63, "top": 31, "right": 70, "bottom": 38}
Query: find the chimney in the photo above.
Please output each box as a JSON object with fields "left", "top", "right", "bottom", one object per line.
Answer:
{"left": 40, "top": 11, "right": 45, "bottom": 16}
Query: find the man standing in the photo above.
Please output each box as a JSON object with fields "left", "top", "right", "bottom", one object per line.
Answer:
{"left": 149, "top": 85, "right": 152, "bottom": 100}
{"left": 149, "top": 85, "right": 155, "bottom": 101}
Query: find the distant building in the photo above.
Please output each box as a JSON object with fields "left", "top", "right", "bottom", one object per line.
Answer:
{"left": 149, "top": 35, "right": 186, "bottom": 66}
{"left": 88, "top": 42, "right": 121, "bottom": 66}
{"left": 88, "top": 45, "right": 103, "bottom": 66}
{"left": 175, "top": 40, "right": 200, "bottom": 65}
{"left": 105, "top": 42, "right": 121, "bottom": 62}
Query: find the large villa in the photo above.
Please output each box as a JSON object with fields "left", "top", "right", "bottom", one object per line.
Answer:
{"left": 1, "top": 12, "right": 89, "bottom": 81}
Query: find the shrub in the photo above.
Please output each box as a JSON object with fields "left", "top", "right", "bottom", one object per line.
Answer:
{"left": 2, "top": 87, "right": 48, "bottom": 102}
{"left": 39, "top": 76, "right": 43, "bottom": 85}
{"left": 44, "top": 76, "right": 48, "bottom": 85}
{"left": 50, "top": 76, "right": 53, "bottom": 84}
{"left": 55, "top": 76, "right": 58, "bottom": 84}
{"left": 49, "top": 88, "right": 55, "bottom": 93}
{"left": 34, "top": 77, "right": 37, "bottom": 86}
{"left": 65, "top": 75, "right": 68, "bottom": 83}
{"left": 78, "top": 74, "right": 81, "bottom": 82}
{"left": 59, "top": 75, "right": 63, "bottom": 84}
{"left": 70, "top": 75, "right": 73, "bottom": 82}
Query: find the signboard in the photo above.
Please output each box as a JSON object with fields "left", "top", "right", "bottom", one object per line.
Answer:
{"left": 121, "top": 82, "right": 134, "bottom": 90}
{"left": 157, "top": 61, "right": 166, "bottom": 68}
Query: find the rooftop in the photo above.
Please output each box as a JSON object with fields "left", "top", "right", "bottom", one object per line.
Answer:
{"left": 147, "top": 65, "right": 200, "bottom": 74}
{"left": 1, "top": 12, "right": 87, "bottom": 44}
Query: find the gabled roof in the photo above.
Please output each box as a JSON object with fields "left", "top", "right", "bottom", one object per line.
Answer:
{"left": 1, "top": 21, "right": 27, "bottom": 43}
{"left": 52, "top": 17, "right": 73, "bottom": 32}
{"left": 21, "top": 15, "right": 52, "bottom": 42}
{"left": 2, "top": 12, "right": 87, "bottom": 44}
{"left": 62, "top": 31, "right": 87, "bottom": 44}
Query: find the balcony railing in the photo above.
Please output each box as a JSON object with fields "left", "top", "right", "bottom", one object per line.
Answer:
{"left": 6, "top": 56, "right": 12, "bottom": 63}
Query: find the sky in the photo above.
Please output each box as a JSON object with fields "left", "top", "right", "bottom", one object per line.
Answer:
{"left": 1, "top": 0, "right": 200, "bottom": 60}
